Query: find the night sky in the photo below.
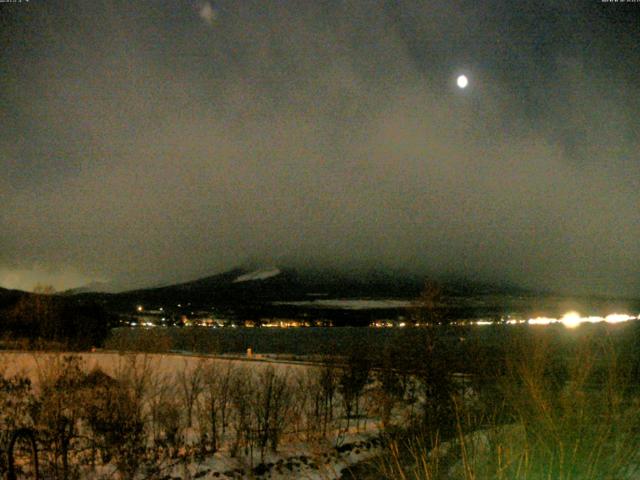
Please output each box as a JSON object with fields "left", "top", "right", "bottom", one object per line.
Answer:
{"left": 1, "top": 1, "right": 639, "bottom": 295}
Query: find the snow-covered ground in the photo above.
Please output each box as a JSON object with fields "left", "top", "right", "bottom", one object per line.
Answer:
{"left": 0, "top": 351, "right": 308, "bottom": 386}
{"left": 0, "top": 351, "right": 387, "bottom": 480}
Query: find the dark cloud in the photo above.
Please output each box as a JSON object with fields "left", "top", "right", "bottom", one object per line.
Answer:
{"left": 1, "top": 1, "right": 638, "bottom": 295}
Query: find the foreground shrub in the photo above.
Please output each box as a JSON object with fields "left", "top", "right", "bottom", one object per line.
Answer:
{"left": 83, "top": 376, "right": 146, "bottom": 478}
{"left": 0, "top": 374, "right": 37, "bottom": 478}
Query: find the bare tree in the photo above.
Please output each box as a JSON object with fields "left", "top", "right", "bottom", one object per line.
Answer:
{"left": 8, "top": 285, "right": 60, "bottom": 345}
{"left": 409, "top": 280, "right": 444, "bottom": 326}
{"left": 199, "top": 362, "right": 236, "bottom": 453}
{"left": 36, "top": 355, "right": 87, "bottom": 480}
{"left": 318, "top": 362, "right": 338, "bottom": 438}
{"left": 7, "top": 428, "right": 39, "bottom": 480}
{"left": 228, "top": 368, "right": 252, "bottom": 459}
{"left": 293, "top": 364, "right": 337, "bottom": 441}
{"left": 177, "top": 359, "right": 205, "bottom": 429}
{"left": 115, "top": 354, "right": 153, "bottom": 406}
{"left": 252, "top": 366, "right": 293, "bottom": 460}
{"left": 157, "top": 399, "right": 183, "bottom": 458}
{"left": 0, "top": 373, "right": 36, "bottom": 478}
{"left": 83, "top": 376, "right": 146, "bottom": 479}
{"left": 145, "top": 369, "right": 174, "bottom": 448}
{"left": 290, "top": 371, "right": 313, "bottom": 441}
{"left": 378, "top": 346, "right": 406, "bottom": 429}
{"left": 339, "top": 353, "right": 371, "bottom": 434}
{"left": 267, "top": 369, "right": 293, "bottom": 453}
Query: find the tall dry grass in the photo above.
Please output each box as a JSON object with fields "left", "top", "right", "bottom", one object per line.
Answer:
{"left": 377, "top": 325, "right": 640, "bottom": 480}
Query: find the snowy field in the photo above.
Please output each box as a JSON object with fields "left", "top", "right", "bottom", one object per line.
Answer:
{"left": 0, "top": 351, "right": 392, "bottom": 480}
{"left": 0, "top": 351, "right": 308, "bottom": 386}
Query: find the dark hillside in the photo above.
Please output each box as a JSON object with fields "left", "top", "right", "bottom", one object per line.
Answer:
{"left": 0, "top": 289, "right": 114, "bottom": 348}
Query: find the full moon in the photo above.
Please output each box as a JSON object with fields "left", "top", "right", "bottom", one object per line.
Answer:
{"left": 456, "top": 74, "right": 469, "bottom": 89}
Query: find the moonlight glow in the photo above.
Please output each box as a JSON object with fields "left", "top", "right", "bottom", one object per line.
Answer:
{"left": 457, "top": 74, "right": 469, "bottom": 89}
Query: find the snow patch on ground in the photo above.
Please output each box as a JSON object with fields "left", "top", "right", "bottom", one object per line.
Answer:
{"left": 233, "top": 268, "right": 281, "bottom": 283}
{"left": 272, "top": 299, "right": 413, "bottom": 310}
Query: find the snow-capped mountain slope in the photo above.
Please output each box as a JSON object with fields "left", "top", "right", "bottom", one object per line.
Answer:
{"left": 233, "top": 268, "right": 281, "bottom": 283}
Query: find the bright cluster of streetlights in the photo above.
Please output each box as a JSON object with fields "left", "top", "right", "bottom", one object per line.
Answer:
{"left": 474, "top": 312, "right": 640, "bottom": 328}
